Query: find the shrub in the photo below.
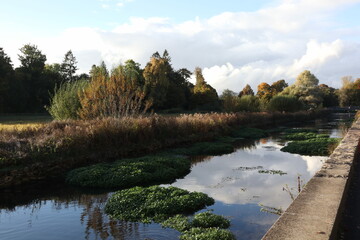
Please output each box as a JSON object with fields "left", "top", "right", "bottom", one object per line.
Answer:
{"left": 46, "top": 79, "right": 88, "bottom": 120}
{"left": 105, "top": 186, "right": 215, "bottom": 223}
{"left": 281, "top": 138, "right": 341, "bottom": 156}
{"left": 66, "top": 155, "right": 190, "bottom": 188}
{"left": 267, "top": 95, "right": 303, "bottom": 112}
{"left": 180, "top": 228, "right": 235, "bottom": 240}
{"left": 237, "top": 95, "right": 260, "bottom": 112}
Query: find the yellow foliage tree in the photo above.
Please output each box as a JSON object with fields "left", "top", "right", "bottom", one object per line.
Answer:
{"left": 79, "top": 61, "right": 152, "bottom": 119}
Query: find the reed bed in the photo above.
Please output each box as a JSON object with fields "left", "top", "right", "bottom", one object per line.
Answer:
{"left": 0, "top": 110, "right": 328, "bottom": 187}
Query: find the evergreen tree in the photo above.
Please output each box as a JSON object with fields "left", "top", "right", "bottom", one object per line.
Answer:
{"left": 239, "top": 84, "right": 254, "bottom": 97}
{"left": 60, "top": 50, "right": 78, "bottom": 82}
{"left": 191, "top": 67, "right": 219, "bottom": 110}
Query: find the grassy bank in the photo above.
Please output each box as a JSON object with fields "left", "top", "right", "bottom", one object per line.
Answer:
{"left": 0, "top": 110, "right": 328, "bottom": 187}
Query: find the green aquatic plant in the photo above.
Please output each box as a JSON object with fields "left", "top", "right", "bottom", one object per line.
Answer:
{"left": 105, "top": 186, "right": 215, "bottom": 223}
{"left": 168, "top": 142, "right": 234, "bottom": 156}
{"left": 66, "top": 155, "right": 190, "bottom": 188}
{"left": 192, "top": 211, "right": 230, "bottom": 229}
{"left": 162, "top": 211, "right": 230, "bottom": 232}
{"left": 283, "top": 128, "right": 317, "bottom": 134}
{"left": 258, "top": 169, "right": 287, "bottom": 176}
{"left": 161, "top": 215, "right": 192, "bottom": 232}
{"left": 281, "top": 132, "right": 329, "bottom": 141}
{"left": 231, "top": 127, "right": 268, "bottom": 139}
{"left": 281, "top": 138, "right": 341, "bottom": 156}
{"left": 180, "top": 227, "right": 236, "bottom": 240}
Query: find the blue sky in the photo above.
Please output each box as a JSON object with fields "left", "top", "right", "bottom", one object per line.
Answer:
{"left": 1, "top": 0, "right": 360, "bottom": 92}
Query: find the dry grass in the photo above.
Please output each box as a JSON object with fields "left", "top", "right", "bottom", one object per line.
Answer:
{"left": 0, "top": 110, "right": 328, "bottom": 187}
{"left": 0, "top": 123, "right": 44, "bottom": 131}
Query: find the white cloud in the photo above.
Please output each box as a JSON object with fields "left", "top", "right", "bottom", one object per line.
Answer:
{"left": 4, "top": 0, "right": 360, "bottom": 94}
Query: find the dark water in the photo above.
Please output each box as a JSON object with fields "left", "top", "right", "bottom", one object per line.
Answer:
{"left": 0, "top": 113, "right": 354, "bottom": 240}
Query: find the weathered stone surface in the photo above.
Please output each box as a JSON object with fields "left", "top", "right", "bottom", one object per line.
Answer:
{"left": 262, "top": 118, "right": 360, "bottom": 240}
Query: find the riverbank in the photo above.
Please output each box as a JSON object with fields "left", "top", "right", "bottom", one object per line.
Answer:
{"left": 0, "top": 110, "right": 329, "bottom": 188}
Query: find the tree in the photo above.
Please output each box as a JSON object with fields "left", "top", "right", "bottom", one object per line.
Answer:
{"left": 0, "top": 47, "right": 14, "bottom": 112}
{"left": 79, "top": 61, "right": 151, "bottom": 119}
{"left": 191, "top": 67, "right": 219, "bottom": 110}
{"left": 338, "top": 76, "right": 360, "bottom": 107}
{"left": 281, "top": 70, "right": 323, "bottom": 109}
{"left": 319, "top": 84, "right": 338, "bottom": 107}
{"left": 220, "top": 89, "right": 238, "bottom": 112}
{"left": 239, "top": 84, "right": 254, "bottom": 97}
{"left": 18, "top": 44, "right": 46, "bottom": 73}
{"left": 16, "top": 44, "right": 50, "bottom": 112}
{"left": 143, "top": 51, "right": 172, "bottom": 110}
{"left": 237, "top": 95, "right": 260, "bottom": 112}
{"left": 271, "top": 80, "right": 288, "bottom": 95}
{"left": 60, "top": 50, "right": 78, "bottom": 82}
{"left": 256, "top": 82, "right": 272, "bottom": 102}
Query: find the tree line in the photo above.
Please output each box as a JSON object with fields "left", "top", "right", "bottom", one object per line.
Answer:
{"left": 0, "top": 44, "right": 359, "bottom": 118}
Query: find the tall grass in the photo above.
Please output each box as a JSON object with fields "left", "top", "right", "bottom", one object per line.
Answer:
{"left": 0, "top": 110, "right": 328, "bottom": 187}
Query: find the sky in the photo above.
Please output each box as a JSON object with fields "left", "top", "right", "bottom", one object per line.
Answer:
{"left": 1, "top": 0, "right": 360, "bottom": 94}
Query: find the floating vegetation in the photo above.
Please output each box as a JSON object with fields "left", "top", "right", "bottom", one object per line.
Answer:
{"left": 283, "top": 128, "right": 317, "bottom": 134}
{"left": 232, "top": 166, "right": 263, "bottom": 171}
{"left": 258, "top": 170, "right": 287, "bottom": 176}
{"left": 180, "top": 227, "right": 236, "bottom": 240}
{"left": 192, "top": 211, "right": 231, "bottom": 229}
{"left": 161, "top": 215, "right": 192, "bottom": 232}
{"left": 162, "top": 211, "right": 230, "bottom": 232}
{"left": 281, "top": 132, "right": 329, "bottom": 141}
{"left": 231, "top": 127, "right": 268, "bottom": 139}
{"left": 66, "top": 155, "right": 190, "bottom": 188}
{"left": 105, "top": 186, "right": 215, "bottom": 223}
{"left": 259, "top": 204, "right": 283, "bottom": 216}
{"left": 168, "top": 142, "right": 234, "bottom": 156}
{"left": 281, "top": 138, "right": 341, "bottom": 156}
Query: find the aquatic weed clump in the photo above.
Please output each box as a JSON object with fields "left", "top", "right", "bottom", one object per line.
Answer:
{"left": 168, "top": 142, "right": 234, "bottom": 156}
{"left": 105, "top": 186, "right": 215, "bottom": 223}
{"left": 191, "top": 211, "right": 230, "bottom": 229}
{"left": 180, "top": 227, "right": 236, "bottom": 240}
{"left": 66, "top": 155, "right": 190, "bottom": 188}
{"left": 161, "top": 212, "right": 233, "bottom": 240}
{"left": 231, "top": 127, "right": 268, "bottom": 139}
{"left": 281, "top": 138, "right": 341, "bottom": 156}
{"left": 281, "top": 132, "right": 329, "bottom": 141}
{"left": 162, "top": 211, "right": 230, "bottom": 231}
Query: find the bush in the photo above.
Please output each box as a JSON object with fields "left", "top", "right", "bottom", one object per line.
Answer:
{"left": 281, "top": 138, "right": 341, "bottom": 156}
{"left": 267, "top": 95, "right": 303, "bottom": 112}
{"left": 66, "top": 155, "right": 190, "bottom": 188}
{"left": 180, "top": 228, "right": 235, "bottom": 240}
{"left": 104, "top": 186, "right": 215, "bottom": 223}
{"left": 46, "top": 80, "right": 88, "bottom": 120}
{"left": 237, "top": 95, "right": 260, "bottom": 112}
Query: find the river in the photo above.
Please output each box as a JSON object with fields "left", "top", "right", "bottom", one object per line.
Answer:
{"left": 0, "top": 112, "right": 353, "bottom": 240}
